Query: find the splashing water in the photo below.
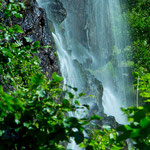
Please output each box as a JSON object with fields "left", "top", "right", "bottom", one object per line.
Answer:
{"left": 37, "top": 0, "right": 134, "bottom": 149}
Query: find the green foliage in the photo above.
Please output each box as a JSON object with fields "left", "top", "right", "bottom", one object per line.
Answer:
{"left": 82, "top": 1, "right": 150, "bottom": 149}
{"left": 115, "top": 2, "right": 150, "bottom": 148}
{"left": 133, "top": 70, "right": 150, "bottom": 99}
{"left": 80, "top": 126, "right": 124, "bottom": 150}
{"left": 117, "top": 103, "right": 150, "bottom": 150}
{"left": 1, "top": 0, "right": 150, "bottom": 149}
{"left": 126, "top": 0, "right": 150, "bottom": 70}
{"left": 81, "top": 67, "right": 150, "bottom": 149}
{"left": 0, "top": 71, "right": 87, "bottom": 149}
{"left": 117, "top": 69, "right": 150, "bottom": 149}
{"left": 0, "top": 1, "right": 90, "bottom": 149}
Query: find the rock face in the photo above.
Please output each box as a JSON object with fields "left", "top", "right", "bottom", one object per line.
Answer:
{"left": 72, "top": 60, "right": 104, "bottom": 116}
{"left": 24, "top": 0, "right": 118, "bottom": 128}
{"left": 19, "top": 0, "right": 67, "bottom": 78}
{"left": 102, "top": 115, "right": 119, "bottom": 129}
{"left": 36, "top": 0, "right": 66, "bottom": 24}
{"left": 49, "top": 0, "right": 67, "bottom": 24}
{"left": 15, "top": 0, "right": 61, "bottom": 78}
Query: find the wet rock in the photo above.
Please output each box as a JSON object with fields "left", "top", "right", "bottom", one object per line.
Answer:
{"left": 73, "top": 60, "right": 104, "bottom": 116}
{"left": 13, "top": 0, "right": 60, "bottom": 78}
{"left": 37, "top": 0, "right": 67, "bottom": 24}
{"left": 49, "top": 0, "right": 67, "bottom": 24}
{"left": 102, "top": 115, "right": 119, "bottom": 129}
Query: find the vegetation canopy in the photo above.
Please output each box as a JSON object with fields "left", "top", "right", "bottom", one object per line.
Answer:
{"left": 0, "top": 0, "right": 150, "bottom": 150}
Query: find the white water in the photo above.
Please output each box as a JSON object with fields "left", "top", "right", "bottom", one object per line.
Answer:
{"left": 103, "top": 88, "right": 127, "bottom": 124}
{"left": 37, "top": 0, "right": 133, "bottom": 149}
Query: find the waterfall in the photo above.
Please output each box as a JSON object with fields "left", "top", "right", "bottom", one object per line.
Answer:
{"left": 37, "top": 0, "right": 133, "bottom": 149}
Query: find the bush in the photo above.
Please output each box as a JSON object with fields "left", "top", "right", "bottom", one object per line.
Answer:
{"left": 0, "top": 1, "right": 89, "bottom": 149}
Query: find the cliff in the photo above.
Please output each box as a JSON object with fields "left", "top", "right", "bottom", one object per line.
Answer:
{"left": 21, "top": 0, "right": 118, "bottom": 128}
{"left": 14, "top": 0, "right": 63, "bottom": 78}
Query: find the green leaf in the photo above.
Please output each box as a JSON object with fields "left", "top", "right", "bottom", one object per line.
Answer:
{"left": 79, "top": 93, "right": 86, "bottom": 97}
{"left": 36, "top": 88, "right": 45, "bottom": 98}
{"left": 23, "top": 122, "right": 30, "bottom": 128}
{"left": 12, "top": 41, "right": 22, "bottom": 47}
{"left": 124, "top": 125, "right": 133, "bottom": 131}
{"left": 83, "top": 104, "right": 89, "bottom": 110}
{"left": 14, "top": 12, "right": 23, "bottom": 18}
{"left": 30, "top": 73, "right": 43, "bottom": 89}
{"left": 33, "top": 41, "right": 40, "bottom": 48}
{"left": 73, "top": 87, "right": 78, "bottom": 91}
{"left": 75, "top": 100, "right": 80, "bottom": 105}
{"left": 62, "top": 99, "right": 70, "bottom": 107}
{"left": 0, "top": 85, "right": 3, "bottom": 93}
{"left": 133, "top": 71, "right": 139, "bottom": 78}
{"left": 19, "top": 2, "right": 26, "bottom": 9}
{"left": 8, "top": 27, "right": 14, "bottom": 33}
{"left": 4, "top": 33, "right": 10, "bottom": 40}
{"left": 15, "top": 119, "right": 20, "bottom": 124}
{"left": 68, "top": 92, "right": 74, "bottom": 99}
{"left": 109, "top": 133, "right": 114, "bottom": 139}
{"left": 74, "top": 132, "right": 84, "bottom": 144}
{"left": 52, "top": 72, "right": 63, "bottom": 82}
{"left": 13, "top": 25, "right": 24, "bottom": 33}
{"left": 24, "top": 37, "right": 31, "bottom": 42}
{"left": 130, "top": 129, "right": 140, "bottom": 138}
{"left": 90, "top": 114, "right": 101, "bottom": 120}
{"left": 145, "top": 99, "right": 150, "bottom": 102}
{"left": 140, "top": 117, "right": 150, "bottom": 128}
{"left": 0, "top": 26, "right": 5, "bottom": 31}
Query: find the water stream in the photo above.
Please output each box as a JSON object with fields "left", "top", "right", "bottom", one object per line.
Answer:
{"left": 37, "top": 0, "right": 133, "bottom": 149}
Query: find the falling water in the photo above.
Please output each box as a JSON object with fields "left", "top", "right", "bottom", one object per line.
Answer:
{"left": 37, "top": 0, "right": 133, "bottom": 149}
